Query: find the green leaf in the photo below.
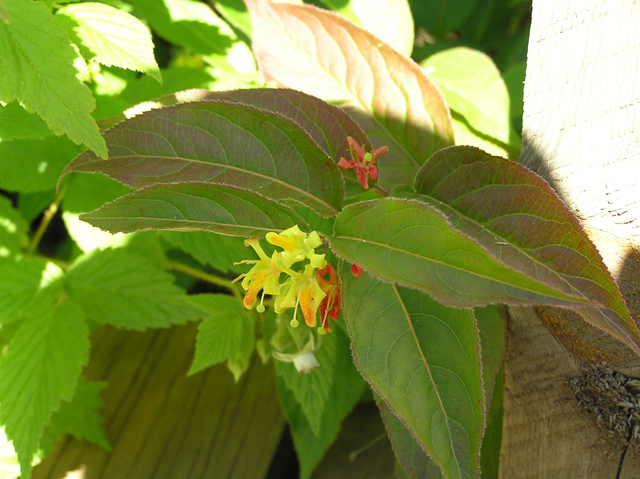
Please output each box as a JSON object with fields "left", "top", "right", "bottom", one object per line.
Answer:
{"left": 162, "top": 231, "right": 249, "bottom": 274}
{"left": 0, "top": 0, "right": 107, "bottom": 158}
{"left": 0, "top": 102, "right": 52, "bottom": 141}
{"left": 330, "top": 198, "right": 601, "bottom": 309}
{"left": 129, "top": 0, "right": 255, "bottom": 73}
{"left": 414, "top": 146, "right": 640, "bottom": 353}
{"left": 214, "top": 0, "right": 252, "bottom": 38}
{"left": 65, "top": 248, "right": 197, "bottom": 330}
{"left": 80, "top": 184, "right": 310, "bottom": 238}
{"left": 480, "top": 369, "right": 502, "bottom": 479}
{"left": 247, "top": 1, "right": 454, "bottom": 189}
{"left": 376, "top": 396, "right": 444, "bottom": 479}
{"left": 501, "top": 61, "right": 525, "bottom": 120}
{"left": 276, "top": 327, "right": 365, "bottom": 479}
{"left": 0, "top": 197, "right": 27, "bottom": 263}
{"left": 17, "top": 190, "right": 55, "bottom": 224}
{"left": 449, "top": 113, "right": 512, "bottom": 160}
{"left": 340, "top": 265, "right": 483, "bottom": 479}
{"left": 474, "top": 305, "right": 505, "bottom": 410}
{"left": 422, "top": 47, "right": 516, "bottom": 148}
{"left": 40, "top": 377, "right": 111, "bottom": 455}
{"left": 55, "top": 2, "right": 161, "bottom": 83}
{"left": 183, "top": 88, "right": 372, "bottom": 196}
{"left": 276, "top": 330, "right": 338, "bottom": 437}
{"left": 409, "top": 0, "right": 477, "bottom": 38}
{"left": 0, "top": 136, "right": 82, "bottom": 193}
{"left": 62, "top": 101, "right": 345, "bottom": 217}
{"left": 187, "top": 294, "right": 255, "bottom": 380}
{"left": 0, "top": 426, "right": 42, "bottom": 479}
{"left": 0, "top": 299, "right": 89, "bottom": 478}
{"left": 321, "top": 0, "right": 414, "bottom": 56}
{"left": 62, "top": 173, "right": 167, "bottom": 265}
{"left": 0, "top": 258, "right": 64, "bottom": 324}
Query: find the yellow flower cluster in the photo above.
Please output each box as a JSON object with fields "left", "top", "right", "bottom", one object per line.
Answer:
{"left": 234, "top": 225, "right": 329, "bottom": 333}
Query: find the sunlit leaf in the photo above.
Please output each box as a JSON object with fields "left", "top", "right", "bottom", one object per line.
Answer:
{"left": 414, "top": 146, "right": 640, "bottom": 353}
{"left": 330, "top": 198, "right": 600, "bottom": 309}
{"left": 0, "top": 102, "right": 52, "bottom": 141}
{"left": 341, "top": 266, "right": 483, "bottom": 479}
{"left": 55, "top": 2, "right": 161, "bottom": 82}
{"left": 129, "top": 0, "right": 255, "bottom": 73}
{"left": 0, "top": 299, "right": 89, "bottom": 478}
{"left": 321, "top": 0, "right": 414, "bottom": 56}
{"left": 248, "top": 0, "right": 454, "bottom": 189}
{"left": 62, "top": 101, "right": 344, "bottom": 216}
{"left": 80, "top": 184, "right": 308, "bottom": 238}
{"left": 0, "top": 0, "right": 106, "bottom": 157}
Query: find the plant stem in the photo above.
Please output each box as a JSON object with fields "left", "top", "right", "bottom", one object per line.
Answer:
{"left": 28, "top": 184, "right": 67, "bottom": 254}
{"left": 348, "top": 432, "right": 387, "bottom": 462}
{"left": 167, "top": 260, "right": 242, "bottom": 299}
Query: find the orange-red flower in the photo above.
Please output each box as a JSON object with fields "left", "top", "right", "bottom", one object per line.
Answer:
{"left": 317, "top": 263, "right": 341, "bottom": 333}
{"left": 337, "top": 136, "right": 388, "bottom": 189}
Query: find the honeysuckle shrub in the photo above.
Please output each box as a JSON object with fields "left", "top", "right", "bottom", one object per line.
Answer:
{"left": 2, "top": 1, "right": 633, "bottom": 479}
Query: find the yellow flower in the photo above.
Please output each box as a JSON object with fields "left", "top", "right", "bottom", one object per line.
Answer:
{"left": 274, "top": 264, "right": 326, "bottom": 329}
{"left": 233, "top": 238, "right": 281, "bottom": 312}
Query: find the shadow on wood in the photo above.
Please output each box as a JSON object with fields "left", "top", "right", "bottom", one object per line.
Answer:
{"left": 33, "top": 322, "right": 284, "bottom": 479}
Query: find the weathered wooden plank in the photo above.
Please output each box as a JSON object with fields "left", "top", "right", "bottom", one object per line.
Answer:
{"left": 32, "top": 322, "right": 284, "bottom": 479}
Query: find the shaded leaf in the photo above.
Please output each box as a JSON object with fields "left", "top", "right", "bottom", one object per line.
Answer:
{"left": 340, "top": 265, "right": 483, "bottom": 479}
{"left": 408, "top": 0, "right": 477, "bottom": 38}
{"left": 0, "top": 258, "right": 64, "bottom": 324}
{"left": 0, "top": 197, "right": 27, "bottom": 263}
{"left": 376, "top": 396, "right": 443, "bottom": 479}
{"left": 65, "top": 248, "right": 199, "bottom": 330}
{"left": 474, "top": 305, "right": 506, "bottom": 410}
{"left": 320, "top": 0, "right": 414, "bottom": 56}
{"left": 414, "top": 146, "right": 640, "bottom": 353}
{"left": 247, "top": 0, "right": 454, "bottom": 189}
{"left": 187, "top": 294, "right": 255, "bottom": 380}
{"left": 55, "top": 2, "right": 161, "bottom": 83}
{"left": 449, "top": 113, "right": 511, "bottom": 160}
{"left": 330, "top": 198, "right": 601, "bottom": 309}
{"left": 17, "top": 190, "right": 55, "bottom": 224}
{"left": 277, "top": 327, "right": 365, "bottom": 479}
{"left": 63, "top": 101, "right": 344, "bottom": 216}
{"left": 0, "top": 136, "right": 82, "bottom": 193}
{"left": 0, "top": 0, "right": 106, "bottom": 157}
{"left": 215, "top": 0, "right": 252, "bottom": 38}
{"left": 480, "top": 369, "right": 502, "bottom": 479}
{"left": 0, "top": 299, "right": 89, "bottom": 478}
{"left": 80, "top": 183, "right": 309, "bottom": 238}
{"left": 40, "top": 377, "right": 111, "bottom": 455}
{"left": 129, "top": 0, "right": 255, "bottom": 73}
{"left": 276, "top": 329, "right": 338, "bottom": 437}
{"left": 0, "top": 102, "right": 52, "bottom": 141}
{"left": 185, "top": 88, "right": 372, "bottom": 196}
{"left": 162, "top": 230, "right": 249, "bottom": 274}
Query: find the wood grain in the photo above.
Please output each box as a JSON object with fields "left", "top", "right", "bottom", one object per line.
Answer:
{"left": 32, "top": 322, "right": 284, "bottom": 479}
{"left": 500, "top": 1, "right": 640, "bottom": 477}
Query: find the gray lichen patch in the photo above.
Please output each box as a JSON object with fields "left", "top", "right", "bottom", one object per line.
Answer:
{"left": 570, "top": 363, "right": 640, "bottom": 439}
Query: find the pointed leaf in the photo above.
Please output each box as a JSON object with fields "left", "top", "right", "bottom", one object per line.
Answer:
{"left": 247, "top": 0, "right": 454, "bottom": 188}
{"left": 40, "top": 377, "right": 111, "bottom": 455}
{"left": 330, "top": 198, "right": 601, "bottom": 309}
{"left": 129, "top": 0, "right": 255, "bottom": 74}
{"left": 376, "top": 396, "right": 443, "bottom": 479}
{"left": 422, "top": 48, "right": 514, "bottom": 148}
{"left": 0, "top": 0, "right": 107, "bottom": 157}
{"left": 341, "top": 265, "right": 483, "bottom": 479}
{"left": 0, "top": 259, "right": 64, "bottom": 324}
{"left": 55, "top": 2, "right": 161, "bottom": 83}
{"left": 473, "top": 305, "right": 506, "bottom": 410}
{"left": 320, "top": 0, "right": 414, "bottom": 56}
{"left": 65, "top": 248, "right": 199, "bottom": 330}
{"left": 62, "top": 101, "right": 344, "bottom": 216}
{"left": 414, "top": 146, "right": 640, "bottom": 353}
{"left": 276, "top": 327, "right": 365, "bottom": 479}
{"left": 184, "top": 88, "right": 372, "bottom": 196}
{"left": 276, "top": 328, "right": 338, "bottom": 437}
{"left": 0, "top": 299, "right": 90, "bottom": 478}
{"left": 80, "top": 183, "right": 308, "bottom": 238}
{"left": 187, "top": 294, "right": 255, "bottom": 380}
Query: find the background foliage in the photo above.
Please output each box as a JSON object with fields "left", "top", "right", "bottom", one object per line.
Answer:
{"left": 4, "top": 1, "right": 616, "bottom": 479}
